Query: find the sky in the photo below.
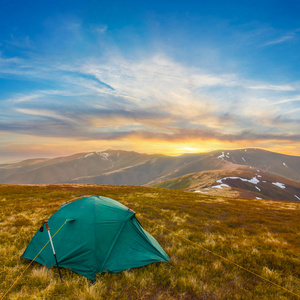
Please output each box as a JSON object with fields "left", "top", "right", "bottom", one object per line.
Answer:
{"left": 0, "top": 0, "right": 300, "bottom": 162}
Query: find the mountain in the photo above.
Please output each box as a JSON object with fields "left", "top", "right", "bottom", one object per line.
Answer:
{"left": 152, "top": 169, "right": 300, "bottom": 202}
{"left": 0, "top": 150, "right": 156, "bottom": 184}
{"left": 210, "top": 148, "right": 300, "bottom": 182}
{"left": 0, "top": 149, "right": 300, "bottom": 189}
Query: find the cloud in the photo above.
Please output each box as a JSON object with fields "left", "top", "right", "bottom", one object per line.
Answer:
{"left": 126, "top": 128, "right": 300, "bottom": 143}
{"left": 2, "top": 115, "right": 300, "bottom": 144}
{"left": 282, "top": 107, "right": 300, "bottom": 116}
{"left": 14, "top": 108, "right": 76, "bottom": 123}
{"left": 1, "top": 51, "right": 300, "bottom": 155}
{"left": 263, "top": 34, "right": 295, "bottom": 47}
{"left": 247, "top": 84, "right": 295, "bottom": 91}
{"left": 5, "top": 35, "right": 34, "bottom": 50}
{"left": 266, "top": 115, "right": 300, "bottom": 125}
{"left": 7, "top": 94, "right": 41, "bottom": 103}
{"left": 92, "top": 25, "right": 108, "bottom": 34}
{"left": 273, "top": 96, "right": 300, "bottom": 104}
{"left": 6, "top": 90, "right": 77, "bottom": 103}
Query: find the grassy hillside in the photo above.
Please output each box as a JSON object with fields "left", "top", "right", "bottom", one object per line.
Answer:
{"left": 0, "top": 185, "right": 299, "bottom": 299}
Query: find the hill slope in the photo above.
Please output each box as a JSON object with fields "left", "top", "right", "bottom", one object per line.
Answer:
{"left": 211, "top": 148, "right": 300, "bottom": 182}
{"left": 0, "top": 185, "right": 299, "bottom": 299}
{"left": 153, "top": 170, "right": 300, "bottom": 202}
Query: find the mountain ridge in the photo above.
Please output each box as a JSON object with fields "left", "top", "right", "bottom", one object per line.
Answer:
{"left": 0, "top": 149, "right": 300, "bottom": 192}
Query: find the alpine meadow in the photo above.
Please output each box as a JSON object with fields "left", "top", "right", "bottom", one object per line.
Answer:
{"left": 1, "top": 0, "right": 300, "bottom": 299}
{"left": 0, "top": 185, "right": 299, "bottom": 299}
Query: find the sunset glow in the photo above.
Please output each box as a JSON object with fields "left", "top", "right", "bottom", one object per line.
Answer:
{"left": 1, "top": 1, "right": 300, "bottom": 162}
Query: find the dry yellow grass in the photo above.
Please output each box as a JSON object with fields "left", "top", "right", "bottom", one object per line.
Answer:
{"left": 0, "top": 184, "right": 299, "bottom": 299}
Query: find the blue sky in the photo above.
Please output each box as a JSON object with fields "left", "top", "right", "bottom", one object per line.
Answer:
{"left": 0, "top": 0, "right": 300, "bottom": 162}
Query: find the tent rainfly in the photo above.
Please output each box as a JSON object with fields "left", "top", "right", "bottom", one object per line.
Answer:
{"left": 22, "top": 196, "right": 169, "bottom": 280}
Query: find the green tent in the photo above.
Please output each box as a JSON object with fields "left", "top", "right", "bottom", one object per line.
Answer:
{"left": 22, "top": 196, "right": 169, "bottom": 280}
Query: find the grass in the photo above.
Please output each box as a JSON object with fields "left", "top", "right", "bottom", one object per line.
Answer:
{"left": 0, "top": 184, "right": 299, "bottom": 299}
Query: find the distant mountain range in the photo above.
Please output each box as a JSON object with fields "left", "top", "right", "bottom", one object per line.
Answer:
{"left": 1, "top": 148, "right": 300, "bottom": 201}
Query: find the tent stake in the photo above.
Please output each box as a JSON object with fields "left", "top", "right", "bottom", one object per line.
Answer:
{"left": 45, "top": 220, "right": 63, "bottom": 282}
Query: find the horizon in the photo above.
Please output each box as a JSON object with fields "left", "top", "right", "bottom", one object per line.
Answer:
{"left": 1, "top": 0, "right": 300, "bottom": 162}
{"left": 1, "top": 146, "right": 299, "bottom": 165}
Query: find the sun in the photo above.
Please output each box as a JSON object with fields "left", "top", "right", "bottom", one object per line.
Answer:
{"left": 180, "top": 147, "right": 199, "bottom": 153}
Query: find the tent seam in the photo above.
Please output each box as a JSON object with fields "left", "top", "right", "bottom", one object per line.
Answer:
{"left": 99, "top": 220, "right": 126, "bottom": 273}
{"left": 132, "top": 217, "right": 167, "bottom": 260}
{"left": 93, "top": 196, "right": 97, "bottom": 276}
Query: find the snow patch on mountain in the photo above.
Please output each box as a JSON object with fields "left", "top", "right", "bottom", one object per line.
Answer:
{"left": 217, "top": 152, "right": 225, "bottom": 159}
{"left": 272, "top": 182, "right": 286, "bottom": 189}
{"left": 217, "top": 152, "right": 230, "bottom": 159}
{"left": 99, "top": 152, "right": 110, "bottom": 160}
{"left": 217, "top": 176, "right": 260, "bottom": 185}
{"left": 212, "top": 183, "right": 230, "bottom": 189}
{"left": 249, "top": 177, "right": 260, "bottom": 184}
{"left": 83, "top": 153, "right": 95, "bottom": 159}
{"left": 80, "top": 152, "right": 112, "bottom": 160}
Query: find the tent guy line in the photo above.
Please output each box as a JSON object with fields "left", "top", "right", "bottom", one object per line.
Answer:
{"left": 0, "top": 221, "right": 67, "bottom": 300}
{"left": 139, "top": 215, "right": 300, "bottom": 299}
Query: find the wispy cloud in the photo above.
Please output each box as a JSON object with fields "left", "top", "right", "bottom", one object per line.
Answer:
{"left": 6, "top": 90, "right": 80, "bottom": 103}
{"left": 273, "top": 96, "right": 300, "bottom": 104}
{"left": 92, "top": 25, "right": 108, "bottom": 34}
{"left": 263, "top": 34, "right": 295, "bottom": 46}
{"left": 5, "top": 35, "right": 34, "bottom": 50}
{"left": 262, "top": 28, "right": 300, "bottom": 47}
{"left": 281, "top": 107, "right": 300, "bottom": 116}
{"left": 14, "top": 108, "right": 76, "bottom": 123}
{"left": 247, "top": 84, "right": 295, "bottom": 91}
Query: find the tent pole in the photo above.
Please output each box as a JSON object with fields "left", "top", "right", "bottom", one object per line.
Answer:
{"left": 45, "top": 220, "right": 63, "bottom": 282}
